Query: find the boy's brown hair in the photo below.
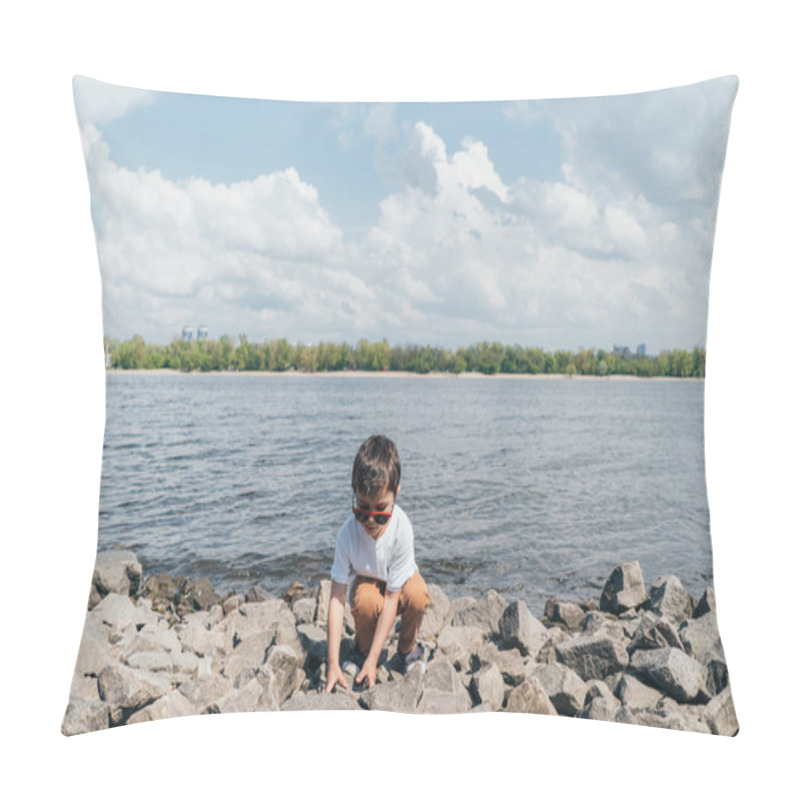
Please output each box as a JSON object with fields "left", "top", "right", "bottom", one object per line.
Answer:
{"left": 351, "top": 435, "right": 401, "bottom": 497}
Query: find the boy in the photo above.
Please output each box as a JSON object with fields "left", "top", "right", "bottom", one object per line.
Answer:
{"left": 324, "top": 434, "right": 430, "bottom": 692}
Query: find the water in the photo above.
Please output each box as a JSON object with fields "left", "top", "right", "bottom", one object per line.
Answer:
{"left": 98, "top": 372, "right": 713, "bottom": 615}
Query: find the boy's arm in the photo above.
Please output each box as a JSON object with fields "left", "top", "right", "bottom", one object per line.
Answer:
{"left": 324, "top": 580, "right": 349, "bottom": 693}
{"left": 356, "top": 590, "right": 401, "bottom": 688}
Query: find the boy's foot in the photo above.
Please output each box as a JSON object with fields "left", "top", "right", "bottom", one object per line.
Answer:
{"left": 402, "top": 642, "right": 426, "bottom": 675}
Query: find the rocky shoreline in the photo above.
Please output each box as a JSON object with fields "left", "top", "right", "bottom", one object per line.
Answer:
{"left": 62, "top": 553, "right": 737, "bottom": 736}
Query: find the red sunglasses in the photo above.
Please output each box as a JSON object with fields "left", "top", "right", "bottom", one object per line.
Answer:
{"left": 352, "top": 494, "right": 394, "bottom": 526}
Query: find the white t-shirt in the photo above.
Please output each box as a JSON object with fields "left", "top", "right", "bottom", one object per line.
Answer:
{"left": 330, "top": 503, "right": 417, "bottom": 593}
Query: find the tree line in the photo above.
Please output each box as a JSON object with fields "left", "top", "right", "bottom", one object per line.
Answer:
{"left": 104, "top": 335, "right": 706, "bottom": 378}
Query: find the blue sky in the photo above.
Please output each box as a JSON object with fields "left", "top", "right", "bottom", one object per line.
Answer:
{"left": 74, "top": 75, "right": 737, "bottom": 353}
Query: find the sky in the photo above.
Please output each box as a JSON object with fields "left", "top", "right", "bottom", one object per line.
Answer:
{"left": 73, "top": 75, "right": 738, "bottom": 354}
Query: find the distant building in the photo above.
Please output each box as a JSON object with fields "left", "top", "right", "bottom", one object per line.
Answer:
{"left": 636, "top": 344, "right": 646, "bottom": 357}
{"left": 182, "top": 326, "right": 194, "bottom": 341}
{"left": 612, "top": 344, "right": 631, "bottom": 358}
{"left": 197, "top": 326, "right": 209, "bottom": 341}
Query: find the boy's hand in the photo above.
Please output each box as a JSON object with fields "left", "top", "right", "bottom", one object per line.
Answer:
{"left": 324, "top": 663, "right": 349, "bottom": 694}
{"left": 355, "top": 657, "right": 377, "bottom": 689}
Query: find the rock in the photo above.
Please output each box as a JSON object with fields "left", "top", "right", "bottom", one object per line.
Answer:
{"left": 536, "top": 628, "right": 571, "bottom": 664}
{"left": 706, "top": 659, "right": 730, "bottom": 696}
{"left": 615, "top": 673, "right": 664, "bottom": 710}
{"left": 61, "top": 699, "right": 109, "bottom": 736}
{"left": 124, "top": 650, "right": 174, "bottom": 673}
{"left": 246, "top": 586, "right": 269, "bottom": 603}
{"left": 679, "top": 614, "right": 725, "bottom": 665}
{"left": 619, "top": 705, "right": 710, "bottom": 733}
{"left": 124, "top": 625, "right": 182, "bottom": 658}
{"left": 292, "top": 597, "right": 317, "bottom": 625}
{"left": 91, "top": 550, "right": 142, "bottom": 607}
{"left": 499, "top": 601, "right": 548, "bottom": 658}
{"left": 363, "top": 668, "right": 424, "bottom": 712}
{"left": 178, "top": 615, "right": 229, "bottom": 660}
{"left": 221, "top": 631, "right": 274, "bottom": 685}
{"left": 470, "top": 663, "right": 505, "bottom": 711}
{"left": 315, "top": 580, "right": 332, "bottom": 625}
{"left": 185, "top": 578, "right": 220, "bottom": 611}
{"left": 421, "top": 658, "right": 462, "bottom": 694}
{"left": 126, "top": 689, "right": 198, "bottom": 724}
{"left": 694, "top": 587, "right": 716, "bottom": 619}
{"left": 435, "top": 625, "right": 485, "bottom": 671}
{"left": 629, "top": 647, "right": 707, "bottom": 703}
{"left": 282, "top": 691, "right": 363, "bottom": 711}
{"left": 419, "top": 584, "right": 451, "bottom": 641}
{"left": 74, "top": 616, "right": 115, "bottom": 677}
{"left": 474, "top": 643, "right": 527, "bottom": 686}
{"left": 68, "top": 674, "right": 101, "bottom": 704}
{"left": 416, "top": 689, "right": 471, "bottom": 714}
{"left": 527, "top": 663, "right": 588, "bottom": 716}
{"left": 648, "top": 576, "right": 695, "bottom": 625}
{"left": 628, "top": 612, "right": 684, "bottom": 654}
{"left": 296, "top": 623, "right": 329, "bottom": 669}
{"left": 214, "top": 676, "right": 277, "bottom": 715}
{"left": 282, "top": 581, "right": 308, "bottom": 605}
{"left": 91, "top": 592, "right": 150, "bottom": 630}
{"left": 544, "top": 598, "right": 586, "bottom": 631}
{"left": 703, "top": 686, "right": 739, "bottom": 736}
{"left": 505, "top": 676, "right": 558, "bottom": 716}
{"left": 555, "top": 630, "right": 629, "bottom": 681}
{"left": 97, "top": 664, "right": 172, "bottom": 725}
{"left": 222, "top": 594, "right": 243, "bottom": 616}
{"left": 580, "top": 681, "right": 622, "bottom": 722}
{"left": 600, "top": 562, "right": 646, "bottom": 614}
{"left": 141, "top": 573, "right": 180, "bottom": 610}
{"left": 265, "top": 644, "right": 304, "bottom": 705}
{"left": 178, "top": 675, "right": 233, "bottom": 712}
{"left": 450, "top": 590, "right": 507, "bottom": 637}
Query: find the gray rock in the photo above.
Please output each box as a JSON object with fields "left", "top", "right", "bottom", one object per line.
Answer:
{"left": 649, "top": 575, "right": 695, "bottom": 625}
{"left": 281, "top": 691, "right": 363, "bottom": 711}
{"left": 91, "top": 550, "right": 142, "bottom": 606}
{"left": 265, "top": 644, "right": 304, "bottom": 705}
{"left": 694, "top": 587, "right": 716, "bottom": 619}
{"left": 221, "top": 631, "right": 274, "bottom": 685}
{"left": 416, "top": 688, "right": 471, "bottom": 714}
{"left": 362, "top": 669, "right": 424, "bottom": 712}
{"left": 436, "top": 625, "right": 485, "bottom": 671}
{"left": 222, "top": 594, "right": 243, "bottom": 616}
{"left": 621, "top": 700, "right": 710, "bottom": 733}
{"left": 315, "top": 580, "right": 331, "bottom": 625}
{"left": 679, "top": 614, "right": 725, "bottom": 665}
{"left": 178, "top": 675, "right": 233, "bottom": 711}
{"left": 61, "top": 699, "right": 109, "bottom": 736}
{"left": 97, "top": 664, "right": 172, "bottom": 725}
{"left": 68, "top": 674, "right": 101, "bottom": 704}
{"left": 600, "top": 562, "right": 646, "bottom": 614}
{"left": 629, "top": 647, "right": 706, "bottom": 703}
{"left": 555, "top": 630, "right": 629, "bottom": 681}
{"left": 214, "top": 676, "right": 276, "bottom": 714}
{"left": 141, "top": 573, "right": 181, "bottom": 610}
{"left": 536, "top": 627, "right": 570, "bottom": 664}
{"left": 178, "top": 616, "right": 229, "bottom": 660}
{"left": 184, "top": 578, "right": 221, "bottom": 612}
{"left": 74, "top": 616, "right": 115, "bottom": 677}
{"left": 450, "top": 590, "right": 507, "bottom": 637}
{"left": 615, "top": 673, "right": 664, "bottom": 710}
{"left": 124, "top": 625, "right": 182, "bottom": 657}
{"left": 421, "top": 658, "right": 462, "bottom": 694}
{"left": 706, "top": 659, "right": 730, "bottom": 696}
{"left": 628, "top": 612, "right": 683, "bottom": 654}
{"left": 296, "top": 623, "right": 329, "bottom": 668}
{"left": 527, "top": 663, "right": 588, "bottom": 717}
{"left": 419, "top": 584, "right": 451, "bottom": 642}
{"left": 126, "top": 689, "right": 198, "bottom": 724}
{"left": 505, "top": 676, "right": 558, "bottom": 716}
{"left": 246, "top": 586, "right": 269, "bottom": 603}
{"left": 474, "top": 643, "right": 527, "bottom": 686}
{"left": 544, "top": 598, "right": 586, "bottom": 631}
{"left": 703, "top": 686, "right": 739, "bottom": 736}
{"left": 470, "top": 663, "right": 505, "bottom": 711}
{"left": 580, "top": 681, "right": 622, "bottom": 722}
{"left": 499, "top": 601, "right": 548, "bottom": 658}
{"left": 293, "top": 597, "right": 317, "bottom": 625}
{"left": 124, "top": 650, "right": 174, "bottom": 673}
{"left": 91, "top": 593, "right": 150, "bottom": 630}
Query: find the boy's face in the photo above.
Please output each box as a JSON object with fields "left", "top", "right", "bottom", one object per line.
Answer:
{"left": 352, "top": 483, "right": 397, "bottom": 541}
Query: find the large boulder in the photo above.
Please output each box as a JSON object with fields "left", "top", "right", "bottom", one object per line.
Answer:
{"left": 703, "top": 686, "right": 739, "bottom": 736}
{"left": 221, "top": 631, "right": 274, "bottom": 685}
{"left": 91, "top": 593, "right": 151, "bottom": 630}
{"left": 178, "top": 674, "right": 233, "bottom": 712}
{"left": 97, "top": 664, "right": 172, "bottom": 725}
{"left": 363, "top": 669, "right": 424, "bottom": 712}
{"left": 474, "top": 642, "right": 527, "bottom": 686}
{"left": 61, "top": 699, "right": 109, "bottom": 736}
{"left": 600, "top": 562, "right": 646, "bottom": 614}
{"left": 91, "top": 550, "right": 142, "bottom": 607}
{"left": 505, "top": 676, "right": 558, "bottom": 716}
{"left": 544, "top": 598, "right": 586, "bottom": 631}
{"left": 555, "top": 630, "right": 629, "bottom": 681}
{"left": 282, "top": 691, "right": 363, "bottom": 711}
{"left": 436, "top": 625, "right": 485, "bottom": 671}
{"left": 527, "top": 663, "right": 588, "bottom": 717}
{"left": 449, "top": 590, "right": 507, "bottom": 637}
{"left": 265, "top": 645, "right": 304, "bottom": 705}
{"left": 74, "top": 615, "right": 116, "bottom": 677}
{"left": 678, "top": 614, "right": 725, "bottom": 665}
{"left": 126, "top": 689, "right": 198, "bottom": 724}
{"left": 648, "top": 576, "right": 695, "bottom": 625}
{"left": 580, "top": 680, "right": 621, "bottom": 722}
{"left": 470, "top": 663, "right": 506, "bottom": 711}
{"left": 419, "top": 584, "right": 451, "bottom": 641}
{"left": 499, "top": 601, "right": 548, "bottom": 658}
{"left": 628, "top": 613, "right": 683, "bottom": 654}
{"left": 694, "top": 587, "right": 716, "bottom": 619}
{"left": 629, "top": 647, "right": 707, "bottom": 703}
{"left": 615, "top": 673, "right": 663, "bottom": 710}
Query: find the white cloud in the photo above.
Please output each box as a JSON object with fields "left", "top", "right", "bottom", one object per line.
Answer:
{"left": 73, "top": 76, "right": 155, "bottom": 126}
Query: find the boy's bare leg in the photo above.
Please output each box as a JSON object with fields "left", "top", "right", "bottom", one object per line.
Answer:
{"left": 397, "top": 571, "right": 431, "bottom": 655}
{"left": 350, "top": 576, "right": 385, "bottom": 656}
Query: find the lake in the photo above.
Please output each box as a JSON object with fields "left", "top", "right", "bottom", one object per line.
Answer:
{"left": 98, "top": 372, "right": 713, "bottom": 615}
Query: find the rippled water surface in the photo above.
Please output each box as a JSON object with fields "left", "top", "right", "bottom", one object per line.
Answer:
{"left": 98, "top": 372, "right": 713, "bottom": 614}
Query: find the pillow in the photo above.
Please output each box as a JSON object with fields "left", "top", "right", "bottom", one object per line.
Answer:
{"left": 63, "top": 75, "right": 738, "bottom": 735}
